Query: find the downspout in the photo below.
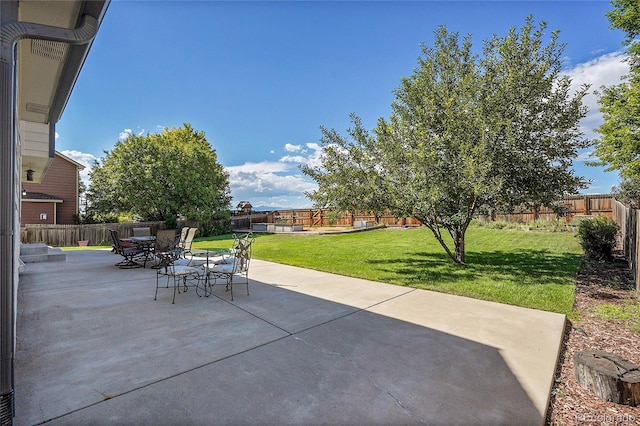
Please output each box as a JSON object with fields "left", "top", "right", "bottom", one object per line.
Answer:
{"left": 0, "top": 14, "right": 97, "bottom": 425}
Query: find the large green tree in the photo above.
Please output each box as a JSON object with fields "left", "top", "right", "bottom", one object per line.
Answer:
{"left": 303, "top": 17, "right": 589, "bottom": 264}
{"left": 88, "top": 124, "right": 231, "bottom": 222}
{"left": 592, "top": 0, "right": 640, "bottom": 198}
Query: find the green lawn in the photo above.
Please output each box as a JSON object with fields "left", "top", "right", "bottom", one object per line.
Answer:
{"left": 193, "top": 227, "right": 583, "bottom": 316}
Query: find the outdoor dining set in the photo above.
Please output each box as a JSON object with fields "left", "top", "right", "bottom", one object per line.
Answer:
{"left": 109, "top": 227, "right": 255, "bottom": 304}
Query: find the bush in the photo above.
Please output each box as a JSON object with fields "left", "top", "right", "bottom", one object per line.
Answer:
{"left": 525, "top": 219, "right": 573, "bottom": 233}
{"left": 164, "top": 214, "right": 178, "bottom": 229}
{"left": 471, "top": 219, "right": 516, "bottom": 230}
{"left": 576, "top": 216, "right": 619, "bottom": 260}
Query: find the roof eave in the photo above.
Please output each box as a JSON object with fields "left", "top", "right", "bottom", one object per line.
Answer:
{"left": 48, "top": 0, "right": 110, "bottom": 125}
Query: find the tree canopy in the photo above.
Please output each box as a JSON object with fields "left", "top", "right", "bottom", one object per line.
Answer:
{"left": 592, "top": 0, "right": 640, "bottom": 200}
{"left": 88, "top": 124, "right": 231, "bottom": 222}
{"left": 300, "top": 114, "right": 388, "bottom": 222}
{"left": 303, "top": 17, "right": 589, "bottom": 264}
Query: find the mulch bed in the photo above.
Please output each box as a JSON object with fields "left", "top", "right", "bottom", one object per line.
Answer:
{"left": 546, "top": 253, "right": 640, "bottom": 425}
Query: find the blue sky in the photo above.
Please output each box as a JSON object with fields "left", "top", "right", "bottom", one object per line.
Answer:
{"left": 55, "top": 0, "right": 630, "bottom": 209}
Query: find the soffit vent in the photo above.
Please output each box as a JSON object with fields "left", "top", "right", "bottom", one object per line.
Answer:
{"left": 25, "top": 103, "right": 50, "bottom": 115}
{"left": 31, "top": 39, "right": 68, "bottom": 62}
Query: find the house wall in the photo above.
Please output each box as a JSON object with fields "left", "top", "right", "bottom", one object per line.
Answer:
{"left": 21, "top": 153, "right": 79, "bottom": 224}
{"left": 20, "top": 202, "right": 56, "bottom": 224}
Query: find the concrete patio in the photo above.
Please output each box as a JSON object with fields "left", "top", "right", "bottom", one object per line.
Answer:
{"left": 15, "top": 249, "right": 565, "bottom": 425}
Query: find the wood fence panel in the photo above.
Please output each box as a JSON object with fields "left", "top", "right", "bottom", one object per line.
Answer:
{"left": 636, "top": 212, "right": 640, "bottom": 292}
{"left": 21, "top": 221, "right": 165, "bottom": 247}
{"left": 569, "top": 197, "right": 588, "bottom": 215}
{"left": 231, "top": 214, "right": 270, "bottom": 230}
{"left": 486, "top": 195, "right": 615, "bottom": 223}
{"left": 267, "top": 209, "right": 421, "bottom": 227}
{"left": 611, "top": 199, "right": 639, "bottom": 292}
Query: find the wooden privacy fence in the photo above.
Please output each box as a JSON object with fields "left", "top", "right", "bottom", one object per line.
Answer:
{"left": 231, "top": 214, "right": 270, "bottom": 230}
{"left": 22, "top": 218, "right": 232, "bottom": 247}
{"left": 21, "top": 222, "right": 165, "bottom": 247}
{"left": 484, "top": 194, "right": 615, "bottom": 223}
{"left": 254, "top": 196, "right": 615, "bottom": 228}
{"left": 244, "top": 209, "right": 422, "bottom": 228}
{"left": 612, "top": 199, "right": 640, "bottom": 292}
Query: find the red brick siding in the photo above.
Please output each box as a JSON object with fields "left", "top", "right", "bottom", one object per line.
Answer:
{"left": 22, "top": 154, "right": 79, "bottom": 224}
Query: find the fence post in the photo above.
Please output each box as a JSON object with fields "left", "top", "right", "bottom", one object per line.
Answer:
{"left": 636, "top": 209, "right": 640, "bottom": 293}
{"left": 584, "top": 195, "right": 589, "bottom": 216}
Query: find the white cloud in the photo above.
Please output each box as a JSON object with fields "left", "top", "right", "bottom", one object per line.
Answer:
{"left": 119, "top": 129, "right": 133, "bottom": 140}
{"left": 279, "top": 155, "right": 309, "bottom": 164}
{"left": 303, "top": 142, "right": 323, "bottom": 168}
{"left": 119, "top": 127, "right": 147, "bottom": 140}
{"left": 227, "top": 161, "right": 291, "bottom": 175}
{"left": 226, "top": 161, "right": 316, "bottom": 195}
{"left": 279, "top": 143, "right": 323, "bottom": 167}
{"left": 284, "top": 143, "right": 302, "bottom": 152}
{"left": 564, "top": 50, "right": 630, "bottom": 141}
{"left": 575, "top": 150, "right": 595, "bottom": 162}
{"left": 561, "top": 51, "right": 630, "bottom": 193}
{"left": 225, "top": 145, "right": 322, "bottom": 208}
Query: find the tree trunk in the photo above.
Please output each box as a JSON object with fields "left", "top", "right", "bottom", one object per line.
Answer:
{"left": 453, "top": 230, "right": 465, "bottom": 264}
{"left": 422, "top": 220, "right": 466, "bottom": 264}
{"left": 574, "top": 350, "right": 640, "bottom": 406}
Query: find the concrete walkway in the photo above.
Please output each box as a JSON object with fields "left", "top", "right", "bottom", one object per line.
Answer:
{"left": 15, "top": 250, "right": 565, "bottom": 425}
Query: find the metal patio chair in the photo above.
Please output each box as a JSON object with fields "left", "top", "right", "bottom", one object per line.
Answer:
{"left": 206, "top": 233, "right": 255, "bottom": 300}
{"left": 212, "top": 232, "right": 253, "bottom": 266}
{"left": 109, "top": 229, "right": 144, "bottom": 269}
{"left": 176, "top": 227, "right": 197, "bottom": 258}
{"left": 154, "top": 234, "right": 202, "bottom": 303}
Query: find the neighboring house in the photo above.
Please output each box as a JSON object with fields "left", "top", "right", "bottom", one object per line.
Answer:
{"left": 237, "top": 201, "right": 253, "bottom": 215}
{"left": 0, "top": 0, "right": 109, "bottom": 418}
{"left": 21, "top": 151, "right": 84, "bottom": 225}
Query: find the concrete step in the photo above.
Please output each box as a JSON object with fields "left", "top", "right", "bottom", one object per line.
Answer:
{"left": 47, "top": 248, "right": 66, "bottom": 262}
{"left": 20, "top": 243, "right": 49, "bottom": 256}
{"left": 20, "top": 244, "right": 67, "bottom": 263}
{"left": 21, "top": 254, "right": 49, "bottom": 263}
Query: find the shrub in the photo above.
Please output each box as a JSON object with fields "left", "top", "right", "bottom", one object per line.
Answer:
{"left": 525, "top": 219, "right": 573, "bottom": 233}
{"left": 164, "top": 214, "right": 178, "bottom": 229}
{"left": 576, "top": 216, "right": 619, "bottom": 260}
{"left": 471, "top": 219, "right": 515, "bottom": 230}
{"left": 199, "top": 220, "right": 232, "bottom": 237}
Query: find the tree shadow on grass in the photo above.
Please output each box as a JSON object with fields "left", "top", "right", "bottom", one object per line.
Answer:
{"left": 367, "top": 249, "right": 583, "bottom": 288}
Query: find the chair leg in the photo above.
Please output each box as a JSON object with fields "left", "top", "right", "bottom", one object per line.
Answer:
{"left": 155, "top": 273, "right": 177, "bottom": 303}
{"left": 172, "top": 275, "right": 178, "bottom": 304}
{"left": 117, "top": 254, "right": 142, "bottom": 269}
{"left": 154, "top": 273, "right": 160, "bottom": 300}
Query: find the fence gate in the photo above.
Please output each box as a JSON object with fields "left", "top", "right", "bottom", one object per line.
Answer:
{"left": 312, "top": 210, "right": 323, "bottom": 226}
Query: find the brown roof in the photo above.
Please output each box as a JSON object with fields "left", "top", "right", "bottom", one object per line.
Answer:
{"left": 22, "top": 192, "right": 63, "bottom": 202}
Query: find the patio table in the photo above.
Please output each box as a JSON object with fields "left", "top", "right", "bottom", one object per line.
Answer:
{"left": 130, "top": 235, "right": 156, "bottom": 268}
{"left": 190, "top": 248, "right": 235, "bottom": 295}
